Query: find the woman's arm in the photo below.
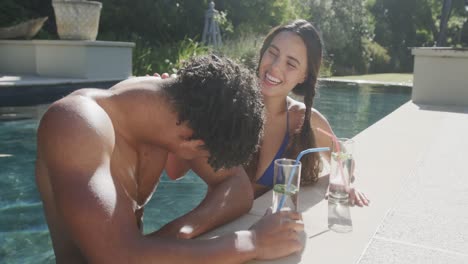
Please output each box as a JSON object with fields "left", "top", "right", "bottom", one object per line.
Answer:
{"left": 165, "top": 153, "right": 191, "bottom": 180}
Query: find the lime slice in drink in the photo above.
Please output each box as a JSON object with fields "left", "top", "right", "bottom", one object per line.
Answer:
{"left": 332, "top": 152, "right": 352, "bottom": 160}
{"left": 274, "top": 184, "right": 298, "bottom": 195}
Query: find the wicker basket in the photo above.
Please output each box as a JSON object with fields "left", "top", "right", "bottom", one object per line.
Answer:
{"left": 53, "top": 1, "right": 102, "bottom": 40}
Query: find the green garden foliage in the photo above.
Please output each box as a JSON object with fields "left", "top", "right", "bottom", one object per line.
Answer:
{"left": 370, "top": 0, "right": 433, "bottom": 72}
{"left": 1, "top": 0, "right": 467, "bottom": 75}
{"left": 307, "top": 0, "right": 379, "bottom": 75}
{"left": 214, "top": 0, "right": 301, "bottom": 34}
{"left": 132, "top": 36, "right": 211, "bottom": 75}
{"left": 97, "top": 0, "right": 301, "bottom": 75}
{"left": 370, "top": 0, "right": 468, "bottom": 72}
{"left": 98, "top": 0, "right": 208, "bottom": 44}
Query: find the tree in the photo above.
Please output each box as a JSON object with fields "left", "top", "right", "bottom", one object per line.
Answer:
{"left": 370, "top": 0, "right": 438, "bottom": 72}
{"left": 214, "top": 0, "right": 303, "bottom": 35}
{"left": 369, "top": 0, "right": 467, "bottom": 72}
{"left": 98, "top": 0, "right": 209, "bottom": 43}
{"left": 308, "top": 0, "right": 380, "bottom": 75}
{"left": 437, "top": 0, "right": 453, "bottom": 46}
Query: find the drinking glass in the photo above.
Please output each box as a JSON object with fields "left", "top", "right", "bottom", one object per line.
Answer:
{"left": 328, "top": 138, "right": 354, "bottom": 233}
{"left": 272, "top": 158, "right": 301, "bottom": 212}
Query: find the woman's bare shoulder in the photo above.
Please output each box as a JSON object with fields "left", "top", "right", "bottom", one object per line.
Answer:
{"left": 286, "top": 97, "right": 305, "bottom": 132}
{"left": 287, "top": 97, "right": 305, "bottom": 112}
{"left": 311, "top": 108, "right": 329, "bottom": 123}
{"left": 286, "top": 97, "right": 328, "bottom": 121}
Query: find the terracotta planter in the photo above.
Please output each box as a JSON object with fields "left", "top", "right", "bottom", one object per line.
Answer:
{"left": 52, "top": 1, "right": 102, "bottom": 40}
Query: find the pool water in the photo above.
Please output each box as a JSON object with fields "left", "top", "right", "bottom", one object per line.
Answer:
{"left": 0, "top": 82, "right": 411, "bottom": 263}
{"left": 312, "top": 82, "right": 412, "bottom": 138}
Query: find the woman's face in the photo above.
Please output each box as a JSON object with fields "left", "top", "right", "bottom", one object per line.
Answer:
{"left": 258, "top": 31, "right": 308, "bottom": 98}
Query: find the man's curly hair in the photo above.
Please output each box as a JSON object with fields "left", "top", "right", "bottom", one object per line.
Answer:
{"left": 162, "top": 54, "right": 265, "bottom": 170}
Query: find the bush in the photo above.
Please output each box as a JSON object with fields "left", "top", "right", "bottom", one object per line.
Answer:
{"left": 215, "top": 33, "right": 263, "bottom": 71}
{"left": 363, "top": 38, "right": 391, "bottom": 73}
{"left": 319, "top": 58, "right": 334, "bottom": 78}
{"left": 132, "top": 37, "right": 210, "bottom": 76}
{"left": 215, "top": 0, "right": 303, "bottom": 34}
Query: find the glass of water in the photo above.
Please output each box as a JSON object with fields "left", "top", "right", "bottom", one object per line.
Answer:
{"left": 328, "top": 138, "right": 354, "bottom": 233}
{"left": 272, "top": 158, "right": 301, "bottom": 212}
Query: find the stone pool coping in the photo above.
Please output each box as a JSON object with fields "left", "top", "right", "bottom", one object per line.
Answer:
{"left": 320, "top": 77, "right": 413, "bottom": 87}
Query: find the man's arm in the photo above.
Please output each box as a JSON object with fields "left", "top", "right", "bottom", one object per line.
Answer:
{"left": 155, "top": 160, "right": 254, "bottom": 239}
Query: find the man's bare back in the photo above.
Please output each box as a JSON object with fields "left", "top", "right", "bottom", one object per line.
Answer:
{"left": 36, "top": 86, "right": 172, "bottom": 261}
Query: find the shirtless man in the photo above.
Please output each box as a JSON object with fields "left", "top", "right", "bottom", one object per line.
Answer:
{"left": 35, "top": 54, "right": 303, "bottom": 263}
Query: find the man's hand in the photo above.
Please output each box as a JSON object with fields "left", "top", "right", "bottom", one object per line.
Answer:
{"left": 249, "top": 209, "right": 304, "bottom": 260}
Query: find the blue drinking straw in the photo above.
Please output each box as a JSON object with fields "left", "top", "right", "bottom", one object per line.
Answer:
{"left": 276, "top": 147, "right": 330, "bottom": 212}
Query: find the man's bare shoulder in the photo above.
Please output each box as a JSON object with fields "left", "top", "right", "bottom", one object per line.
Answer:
{"left": 37, "top": 95, "right": 115, "bottom": 173}
{"left": 109, "top": 76, "right": 165, "bottom": 91}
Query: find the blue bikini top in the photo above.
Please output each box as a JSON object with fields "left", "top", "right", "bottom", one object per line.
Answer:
{"left": 256, "top": 110, "right": 289, "bottom": 187}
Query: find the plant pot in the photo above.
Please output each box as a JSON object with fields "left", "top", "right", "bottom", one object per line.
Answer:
{"left": 52, "top": 1, "right": 102, "bottom": 41}
{"left": 0, "top": 17, "right": 48, "bottom": 39}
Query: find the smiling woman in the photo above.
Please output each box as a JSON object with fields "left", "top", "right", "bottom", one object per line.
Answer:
{"left": 250, "top": 20, "right": 328, "bottom": 193}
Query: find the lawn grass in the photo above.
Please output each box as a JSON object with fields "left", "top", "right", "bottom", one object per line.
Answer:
{"left": 329, "top": 73, "right": 413, "bottom": 85}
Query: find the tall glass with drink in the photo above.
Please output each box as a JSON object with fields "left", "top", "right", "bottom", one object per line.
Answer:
{"left": 328, "top": 138, "right": 354, "bottom": 233}
{"left": 272, "top": 159, "right": 301, "bottom": 212}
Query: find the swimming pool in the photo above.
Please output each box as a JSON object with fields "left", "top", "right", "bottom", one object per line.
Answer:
{"left": 0, "top": 82, "right": 411, "bottom": 263}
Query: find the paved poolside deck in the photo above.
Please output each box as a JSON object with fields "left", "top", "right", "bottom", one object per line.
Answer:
{"left": 202, "top": 101, "right": 468, "bottom": 264}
